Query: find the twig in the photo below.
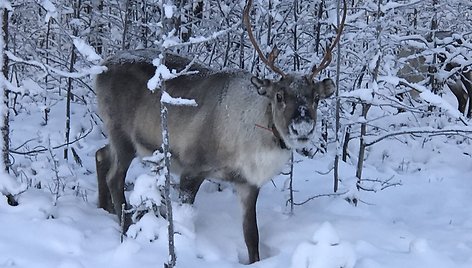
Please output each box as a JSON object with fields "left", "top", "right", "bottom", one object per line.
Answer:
{"left": 120, "top": 203, "right": 125, "bottom": 243}
{"left": 364, "top": 127, "right": 472, "bottom": 147}
{"left": 293, "top": 191, "right": 348, "bottom": 206}
{"left": 10, "top": 122, "right": 93, "bottom": 155}
{"left": 162, "top": 24, "right": 240, "bottom": 49}
{"left": 357, "top": 176, "right": 402, "bottom": 192}
{"left": 315, "top": 165, "right": 334, "bottom": 175}
{"left": 288, "top": 152, "right": 294, "bottom": 214}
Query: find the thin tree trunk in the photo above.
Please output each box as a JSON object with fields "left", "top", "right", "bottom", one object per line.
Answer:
{"left": 267, "top": 0, "right": 272, "bottom": 47}
{"left": 288, "top": 152, "right": 294, "bottom": 214}
{"left": 141, "top": 1, "right": 148, "bottom": 48}
{"left": 161, "top": 98, "right": 176, "bottom": 268}
{"left": 287, "top": 0, "right": 300, "bottom": 211}
{"left": 321, "top": 118, "right": 328, "bottom": 152}
{"left": 64, "top": 48, "right": 76, "bottom": 160}
{"left": 355, "top": 103, "right": 370, "bottom": 187}
{"left": 122, "top": 0, "right": 132, "bottom": 50}
{"left": 1, "top": 7, "right": 9, "bottom": 173}
{"left": 333, "top": 0, "right": 342, "bottom": 192}
{"left": 223, "top": 32, "right": 230, "bottom": 67}
{"left": 43, "top": 19, "right": 51, "bottom": 125}
{"left": 341, "top": 125, "right": 351, "bottom": 161}
{"left": 96, "top": 0, "right": 104, "bottom": 54}
{"left": 45, "top": 19, "right": 51, "bottom": 87}
{"left": 160, "top": 4, "right": 176, "bottom": 267}
{"left": 314, "top": 0, "right": 324, "bottom": 54}
{"left": 239, "top": 31, "right": 245, "bottom": 69}
{"left": 356, "top": 0, "right": 381, "bottom": 187}
{"left": 215, "top": 0, "right": 231, "bottom": 68}
{"left": 64, "top": 0, "right": 81, "bottom": 160}
{"left": 342, "top": 65, "right": 366, "bottom": 162}
{"left": 429, "top": 0, "right": 439, "bottom": 99}
{"left": 293, "top": 0, "right": 300, "bottom": 71}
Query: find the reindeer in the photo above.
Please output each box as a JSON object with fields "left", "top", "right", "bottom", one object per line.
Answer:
{"left": 397, "top": 31, "right": 472, "bottom": 117}
{"left": 447, "top": 69, "right": 472, "bottom": 117}
{"left": 95, "top": 0, "right": 346, "bottom": 263}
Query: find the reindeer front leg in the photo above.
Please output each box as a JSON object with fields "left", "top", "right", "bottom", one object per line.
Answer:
{"left": 235, "top": 182, "right": 260, "bottom": 263}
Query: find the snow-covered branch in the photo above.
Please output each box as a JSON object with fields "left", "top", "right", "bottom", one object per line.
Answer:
{"left": 72, "top": 37, "right": 102, "bottom": 63}
{"left": 364, "top": 126, "right": 472, "bottom": 147}
{"left": 161, "top": 91, "right": 197, "bottom": 107}
{"left": 375, "top": 76, "right": 468, "bottom": 122}
{"left": 6, "top": 51, "right": 106, "bottom": 78}
{"left": 161, "top": 24, "right": 240, "bottom": 49}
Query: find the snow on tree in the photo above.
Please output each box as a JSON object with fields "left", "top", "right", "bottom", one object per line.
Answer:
{"left": 0, "top": 1, "right": 26, "bottom": 204}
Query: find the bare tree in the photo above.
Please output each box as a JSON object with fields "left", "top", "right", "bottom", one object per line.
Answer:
{"left": 160, "top": 2, "right": 177, "bottom": 267}
{"left": 1, "top": 5, "right": 9, "bottom": 172}
{"left": 0, "top": 3, "right": 18, "bottom": 206}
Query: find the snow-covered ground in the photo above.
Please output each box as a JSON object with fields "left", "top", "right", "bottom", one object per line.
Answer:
{"left": 1, "top": 90, "right": 472, "bottom": 268}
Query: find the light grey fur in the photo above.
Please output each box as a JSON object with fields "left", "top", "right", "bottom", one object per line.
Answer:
{"left": 95, "top": 50, "right": 335, "bottom": 263}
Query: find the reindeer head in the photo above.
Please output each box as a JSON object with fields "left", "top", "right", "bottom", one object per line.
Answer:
{"left": 243, "top": 0, "right": 346, "bottom": 148}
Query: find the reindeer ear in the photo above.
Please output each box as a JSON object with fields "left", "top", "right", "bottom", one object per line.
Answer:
{"left": 314, "top": 78, "right": 335, "bottom": 99}
{"left": 251, "top": 76, "right": 272, "bottom": 96}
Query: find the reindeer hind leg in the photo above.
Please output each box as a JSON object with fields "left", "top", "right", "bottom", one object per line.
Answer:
{"left": 96, "top": 145, "right": 115, "bottom": 214}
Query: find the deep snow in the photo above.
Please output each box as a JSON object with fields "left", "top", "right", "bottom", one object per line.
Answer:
{"left": 1, "top": 126, "right": 472, "bottom": 268}
{"left": 1, "top": 74, "right": 472, "bottom": 267}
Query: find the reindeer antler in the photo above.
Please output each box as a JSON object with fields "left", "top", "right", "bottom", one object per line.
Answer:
{"left": 243, "top": 0, "right": 286, "bottom": 78}
{"left": 308, "top": 0, "right": 348, "bottom": 81}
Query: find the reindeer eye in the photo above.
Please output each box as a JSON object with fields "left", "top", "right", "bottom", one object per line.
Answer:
{"left": 314, "top": 95, "right": 320, "bottom": 103}
{"left": 276, "top": 92, "right": 283, "bottom": 103}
